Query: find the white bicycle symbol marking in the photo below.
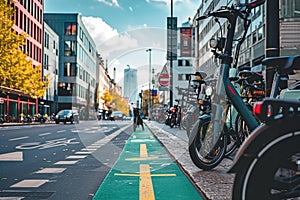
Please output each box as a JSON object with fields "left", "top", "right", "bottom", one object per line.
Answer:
{"left": 16, "top": 138, "right": 80, "bottom": 150}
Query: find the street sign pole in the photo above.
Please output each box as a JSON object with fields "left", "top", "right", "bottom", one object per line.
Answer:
{"left": 170, "top": 0, "right": 173, "bottom": 107}
{"left": 146, "top": 49, "right": 152, "bottom": 119}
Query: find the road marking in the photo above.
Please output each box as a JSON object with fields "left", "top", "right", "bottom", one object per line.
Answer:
{"left": 131, "top": 139, "right": 156, "bottom": 143}
{"left": 140, "top": 144, "right": 148, "bottom": 158}
{"left": 35, "top": 168, "right": 66, "bottom": 174}
{"left": 16, "top": 138, "right": 79, "bottom": 150}
{"left": 140, "top": 164, "right": 155, "bottom": 200}
{"left": 10, "top": 179, "right": 48, "bottom": 188}
{"left": 66, "top": 155, "right": 87, "bottom": 159}
{"left": 114, "top": 173, "right": 176, "bottom": 177}
{"left": 0, "top": 152, "right": 23, "bottom": 161}
{"left": 75, "top": 151, "right": 93, "bottom": 154}
{"left": 54, "top": 160, "right": 78, "bottom": 165}
{"left": 125, "top": 156, "right": 159, "bottom": 161}
{"left": 0, "top": 197, "right": 23, "bottom": 200}
{"left": 76, "top": 123, "right": 132, "bottom": 154}
{"left": 9, "top": 136, "right": 29, "bottom": 141}
{"left": 57, "top": 130, "right": 66, "bottom": 133}
{"left": 39, "top": 132, "right": 52, "bottom": 137}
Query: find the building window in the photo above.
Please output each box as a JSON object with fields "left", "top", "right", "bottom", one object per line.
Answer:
{"left": 43, "top": 54, "right": 49, "bottom": 70}
{"left": 65, "top": 22, "right": 77, "bottom": 35}
{"left": 58, "top": 82, "right": 74, "bottom": 96}
{"left": 44, "top": 32, "right": 49, "bottom": 49}
{"left": 178, "top": 74, "right": 184, "bottom": 81}
{"left": 178, "top": 60, "right": 183, "bottom": 66}
{"left": 252, "top": 31, "right": 257, "bottom": 44}
{"left": 64, "top": 63, "right": 77, "bottom": 77}
{"left": 257, "top": 26, "right": 263, "bottom": 41}
{"left": 185, "top": 60, "right": 190, "bottom": 66}
{"left": 64, "top": 41, "right": 76, "bottom": 56}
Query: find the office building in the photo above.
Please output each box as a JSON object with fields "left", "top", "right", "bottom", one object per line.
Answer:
{"left": 44, "top": 13, "right": 97, "bottom": 119}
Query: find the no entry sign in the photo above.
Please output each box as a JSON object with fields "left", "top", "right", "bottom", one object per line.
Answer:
{"left": 158, "top": 65, "right": 170, "bottom": 86}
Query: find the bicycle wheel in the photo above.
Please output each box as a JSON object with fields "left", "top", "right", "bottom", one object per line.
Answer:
{"left": 188, "top": 118, "right": 227, "bottom": 170}
{"left": 232, "top": 132, "right": 300, "bottom": 200}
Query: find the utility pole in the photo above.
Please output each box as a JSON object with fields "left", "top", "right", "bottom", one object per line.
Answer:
{"left": 170, "top": 0, "right": 173, "bottom": 107}
{"left": 146, "top": 49, "right": 152, "bottom": 119}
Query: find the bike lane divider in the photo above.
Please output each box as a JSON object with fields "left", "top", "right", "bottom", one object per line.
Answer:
{"left": 93, "top": 126, "right": 204, "bottom": 200}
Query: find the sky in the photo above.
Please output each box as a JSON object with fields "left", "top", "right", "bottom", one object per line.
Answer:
{"left": 44, "top": 0, "right": 200, "bottom": 91}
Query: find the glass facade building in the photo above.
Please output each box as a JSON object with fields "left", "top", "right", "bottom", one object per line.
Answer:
{"left": 44, "top": 14, "right": 97, "bottom": 119}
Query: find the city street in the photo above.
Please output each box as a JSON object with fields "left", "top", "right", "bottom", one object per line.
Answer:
{"left": 0, "top": 121, "right": 205, "bottom": 200}
{"left": 0, "top": 121, "right": 132, "bottom": 199}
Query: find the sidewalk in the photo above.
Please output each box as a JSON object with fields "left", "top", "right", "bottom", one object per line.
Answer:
{"left": 145, "top": 121, "right": 234, "bottom": 200}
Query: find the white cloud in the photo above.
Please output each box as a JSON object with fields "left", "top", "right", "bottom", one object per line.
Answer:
{"left": 96, "top": 0, "right": 120, "bottom": 7}
{"left": 82, "top": 16, "right": 168, "bottom": 88}
{"left": 82, "top": 16, "right": 118, "bottom": 45}
{"left": 82, "top": 16, "right": 139, "bottom": 58}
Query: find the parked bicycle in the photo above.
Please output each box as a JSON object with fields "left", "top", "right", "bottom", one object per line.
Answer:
{"left": 188, "top": 0, "right": 268, "bottom": 170}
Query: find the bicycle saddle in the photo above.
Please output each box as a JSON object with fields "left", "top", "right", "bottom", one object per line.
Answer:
{"left": 247, "top": 72, "right": 264, "bottom": 83}
{"left": 262, "top": 56, "right": 300, "bottom": 74}
{"left": 239, "top": 70, "right": 252, "bottom": 78}
{"left": 238, "top": 66, "right": 251, "bottom": 72}
{"left": 195, "top": 71, "right": 207, "bottom": 79}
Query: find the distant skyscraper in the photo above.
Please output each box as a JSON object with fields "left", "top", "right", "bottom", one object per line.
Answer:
{"left": 123, "top": 67, "right": 138, "bottom": 103}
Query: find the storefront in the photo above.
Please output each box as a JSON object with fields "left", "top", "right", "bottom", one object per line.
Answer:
{"left": 0, "top": 86, "right": 38, "bottom": 122}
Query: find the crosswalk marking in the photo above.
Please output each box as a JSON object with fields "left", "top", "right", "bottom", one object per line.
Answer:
{"left": 66, "top": 155, "right": 87, "bottom": 159}
{"left": 75, "top": 151, "right": 93, "bottom": 154}
{"left": 35, "top": 168, "right": 66, "bottom": 174}
{"left": 10, "top": 179, "right": 49, "bottom": 188}
{"left": 0, "top": 152, "right": 23, "bottom": 161}
{"left": 54, "top": 160, "right": 78, "bottom": 165}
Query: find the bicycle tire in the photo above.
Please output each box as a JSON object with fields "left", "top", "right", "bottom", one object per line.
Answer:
{"left": 232, "top": 123, "right": 300, "bottom": 200}
{"left": 188, "top": 119, "right": 227, "bottom": 170}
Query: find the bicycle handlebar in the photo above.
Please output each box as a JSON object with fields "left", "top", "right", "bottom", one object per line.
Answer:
{"left": 197, "top": 0, "right": 265, "bottom": 21}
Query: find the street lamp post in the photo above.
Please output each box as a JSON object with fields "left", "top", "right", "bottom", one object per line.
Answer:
{"left": 146, "top": 49, "right": 152, "bottom": 119}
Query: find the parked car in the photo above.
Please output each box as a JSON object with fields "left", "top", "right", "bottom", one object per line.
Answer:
{"left": 55, "top": 110, "right": 79, "bottom": 124}
{"left": 112, "top": 111, "right": 125, "bottom": 120}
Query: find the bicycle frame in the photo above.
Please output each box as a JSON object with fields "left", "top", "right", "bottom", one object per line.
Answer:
{"left": 210, "top": 6, "right": 260, "bottom": 133}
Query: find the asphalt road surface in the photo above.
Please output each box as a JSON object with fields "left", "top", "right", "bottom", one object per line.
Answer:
{"left": 0, "top": 120, "right": 132, "bottom": 200}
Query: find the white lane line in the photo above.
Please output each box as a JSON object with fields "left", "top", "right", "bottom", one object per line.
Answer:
{"left": 57, "top": 130, "right": 66, "bottom": 133}
{"left": 54, "top": 160, "right": 79, "bottom": 165}
{"left": 66, "top": 155, "right": 87, "bottom": 159}
{"left": 39, "top": 132, "right": 52, "bottom": 137}
{"left": 35, "top": 168, "right": 66, "bottom": 174}
{"left": 10, "top": 179, "right": 49, "bottom": 188}
{"left": 9, "top": 136, "right": 29, "bottom": 141}
{"left": 0, "top": 151, "right": 23, "bottom": 161}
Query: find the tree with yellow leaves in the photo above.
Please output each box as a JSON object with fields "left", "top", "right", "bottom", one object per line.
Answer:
{"left": 0, "top": 0, "right": 48, "bottom": 98}
{"left": 111, "top": 92, "right": 129, "bottom": 116}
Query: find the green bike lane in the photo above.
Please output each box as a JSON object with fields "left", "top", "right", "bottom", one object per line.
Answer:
{"left": 93, "top": 126, "right": 204, "bottom": 200}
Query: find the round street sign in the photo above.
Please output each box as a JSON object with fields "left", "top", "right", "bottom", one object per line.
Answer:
{"left": 0, "top": 98, "right": 4, "bottom": 104}
{"left": 158, "top": 73, "right": 169, "bottom": 86}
